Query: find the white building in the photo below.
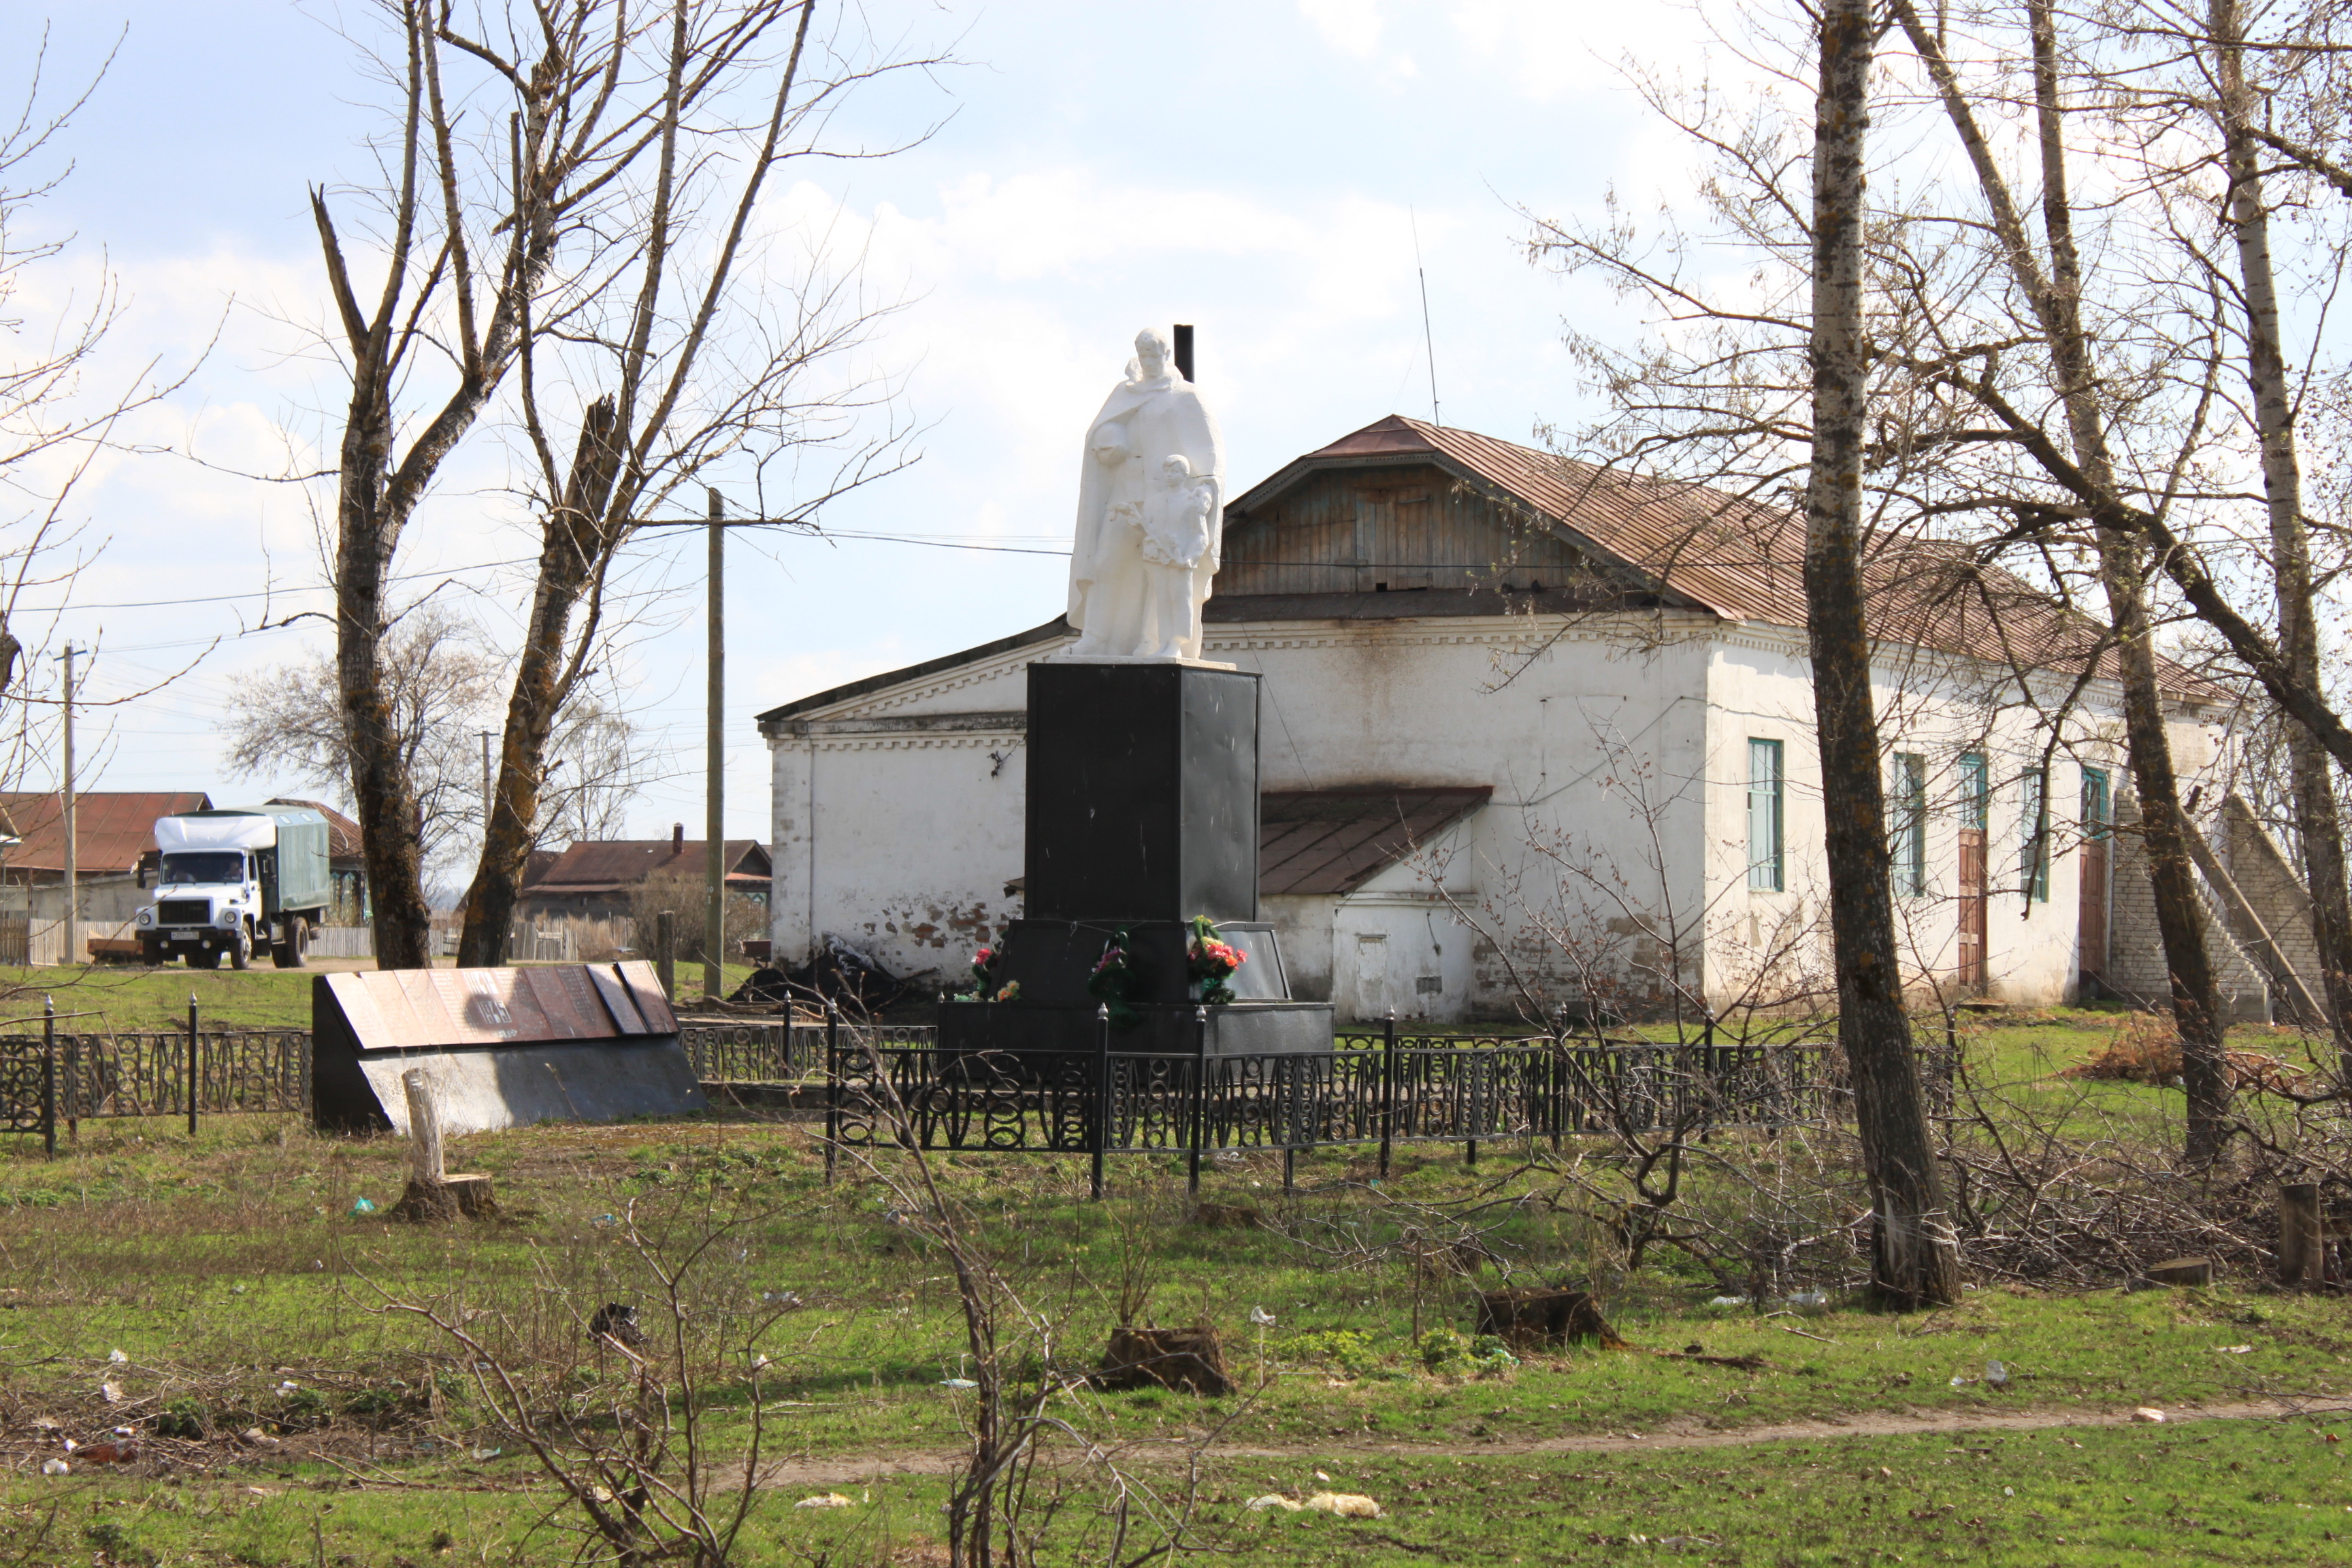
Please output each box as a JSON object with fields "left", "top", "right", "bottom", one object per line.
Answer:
{"left": 761, "top": 416, "right": 2245, "bottom": 1024}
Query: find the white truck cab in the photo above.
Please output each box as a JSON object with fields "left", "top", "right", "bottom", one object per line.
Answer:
{"left": 135, "top": 806, "right": 331, "bottom": 969}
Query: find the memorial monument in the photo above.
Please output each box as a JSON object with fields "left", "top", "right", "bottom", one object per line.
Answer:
{"left": 936, "top": 328, "right": 1333, "bottom": 1056}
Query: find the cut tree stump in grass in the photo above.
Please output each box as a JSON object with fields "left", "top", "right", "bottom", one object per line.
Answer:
{"left": 2144, "top": 1257, "right": 2215, "bottom": 1288}
{"left": 388, "top": 1173, "right": 497, "bottom": 1221}
{"left": 385, "top": 1068, "right": 496, "bottom": 1222}
{"left": 1475, "top": 1287, "right": 1624, "bottom": 1351}
{"left": 1096, "top": 1326, "right": 1233, "bottom": 1396}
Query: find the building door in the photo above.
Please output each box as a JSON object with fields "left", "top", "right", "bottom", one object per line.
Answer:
{"left": 1957, "top": 753, "right": 1989, "bottom": 990}
{"left": 2079, "top": 767, "right": 2111, "bottom": 994}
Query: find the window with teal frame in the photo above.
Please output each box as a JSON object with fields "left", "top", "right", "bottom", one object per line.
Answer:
{"left": 1891, "top": 753, "right": 1927, "bottom": 897}
{"left": 1748, "top": 738, "right": 1784, "bottom": 892}
{"left": 2081, "top": 765, "right": 2110, "bottom": 841}
{"left": 2021, "top": 765, "right": 2050, "bottom": 901}
{"left": 1957, "top": 751, "right": 1988, "bottom": 831}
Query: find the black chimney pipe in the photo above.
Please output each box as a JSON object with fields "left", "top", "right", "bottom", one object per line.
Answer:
{"left": 1173, "top": 323, "right": 1194, "bottom": 383}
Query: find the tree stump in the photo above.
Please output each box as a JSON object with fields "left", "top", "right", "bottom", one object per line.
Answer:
{"left": 389, "top": 1173, "right": 497, "bottom": 1221}
{"left": 1474, "top": 1288, "right": 1624, "bottom": 1352}
{"left": 387, "top": 1068, "right": 495, "bottom": 1221}
{"left": 2144, "top": 1257, "right": 2214, "bottom": 1288}
{"left": 1095, "top": 1326, "right": 1233, "bottom": 1396}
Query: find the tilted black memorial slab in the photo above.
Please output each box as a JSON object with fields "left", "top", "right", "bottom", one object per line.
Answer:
{"left": 312, "top": 962, "right": 708, "bottom": 1133}
{"left": 938, "top": 661, "right": 1335, "bottom": 1057}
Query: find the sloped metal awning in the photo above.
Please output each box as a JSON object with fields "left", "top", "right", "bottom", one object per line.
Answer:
{"left": 1259, "top": 786, "right": 1492, "bottom": 898}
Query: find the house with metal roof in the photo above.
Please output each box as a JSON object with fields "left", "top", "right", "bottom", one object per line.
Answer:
{"left": 759, "top": 415, "right": 2251, "bottom": 1023}
{"left": 520, "top": 826, "right": 770, "bottom": 920}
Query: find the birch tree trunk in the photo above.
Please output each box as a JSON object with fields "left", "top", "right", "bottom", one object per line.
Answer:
{"left": 2209, "top": 0, "right": 2352, "bottom": 1058}
{"left": 1807, "top": 0, "right": 1959, "bottom": 1309}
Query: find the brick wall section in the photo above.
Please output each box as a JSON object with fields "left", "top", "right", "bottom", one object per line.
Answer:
{"left": 2220, "top": 794, "right": 2324, "bottom": 1015}
{"left": 2107, "top": 789, "right": 2273, "bottom": 1022}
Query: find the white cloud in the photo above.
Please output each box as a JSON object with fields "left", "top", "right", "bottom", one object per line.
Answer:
{"left": 1301, "top": 0, "right": 1387, "bottom": 58}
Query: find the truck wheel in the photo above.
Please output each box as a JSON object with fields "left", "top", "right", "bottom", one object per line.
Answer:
{"left": 188, "top": 947, "right": 220, "bottom": 970}
{"left": 140, "top": 938, "right": 163, "bottom": 966}
{"left": 274, "top": 917, "right": 310, "bottom": 970}
{"left": 229, "top": 931, "right": 252, "bottom": 971}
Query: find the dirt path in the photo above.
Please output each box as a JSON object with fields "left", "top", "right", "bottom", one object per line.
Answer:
{"left": 753, "top": 1399, "right": 2315, "bottom": 1488}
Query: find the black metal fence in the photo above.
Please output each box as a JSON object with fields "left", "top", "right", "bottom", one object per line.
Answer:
{"left": 0, "top": 1022, "right": 310, "bottom": 1140}
{"left": 681, "top": 1020, "right": 934, "bottom": 1085}
{"left": 826, "top": 1022, "right": 1833, "bottom": 1194}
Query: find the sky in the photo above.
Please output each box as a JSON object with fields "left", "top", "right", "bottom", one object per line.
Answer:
{"left": 1, "top": 0, "right": 1723, "bottom": 879}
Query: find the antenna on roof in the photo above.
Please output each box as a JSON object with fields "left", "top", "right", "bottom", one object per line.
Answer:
{"left": 1410, "top": 208, "right": 1439, "bottom": 428}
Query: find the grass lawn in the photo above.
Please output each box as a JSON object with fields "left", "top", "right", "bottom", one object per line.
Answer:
{"left": 0, "top": 1006, "right": 2339, "bottom": 1563}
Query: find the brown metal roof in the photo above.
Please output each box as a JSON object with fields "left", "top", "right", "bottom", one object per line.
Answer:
{"left": 0, "top": 791, "right": 213, "bottom": 877}
{"left": 1259, "top": 786, "right": 1492, "bottom": 896}
{"left": 1233, "top": 416, "right": 2222, "bottom": 701}
{"left": 523, "top": 838, "right": 771, "bottom": 896}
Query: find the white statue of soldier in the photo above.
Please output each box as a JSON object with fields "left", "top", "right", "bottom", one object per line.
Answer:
{"left": 1066, "top": 328, "right": 1225, "bottom": 661}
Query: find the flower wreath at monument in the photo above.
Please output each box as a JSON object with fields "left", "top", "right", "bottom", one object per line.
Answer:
{"left": 1087, "top": 931, "right": 1140, "bottom": 1030}
{"left": 1186, "top": 916, "right": 1247, "bottom": 1006}
{"left": 956, "top": 944, "right": 1018, "bottom": 1004}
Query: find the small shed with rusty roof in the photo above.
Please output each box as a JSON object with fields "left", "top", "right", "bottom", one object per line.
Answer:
{"left": 761, "top": 414, "right": 2241, "bottom": 1022}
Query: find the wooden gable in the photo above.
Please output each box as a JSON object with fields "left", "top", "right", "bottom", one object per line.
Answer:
{"left": 1215, "top": 461, "right": 1586, "bottom": 598}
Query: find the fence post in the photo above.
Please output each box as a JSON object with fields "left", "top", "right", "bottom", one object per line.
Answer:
{"left": 822, "top": 1000, "right": 840, "bottom": 1186}
{"left": 656, "top": 910, "right": 676, "bottom": 1002}
{"left": 186, "top": 994, "right": 199, "bottom": 1138}
{"left": 40, "top": 994, "right": 54, "bottom": 1159}
{"left": 1188, "top": 1005, "right": 1208, "bottom": 1196}
{"left": 2281, "top": 1182, "right": 2326, "bottom": 1288}
{"left": 1378, "top": 1009, "right": 1396, "bottom": 1179}
{"left": 1092, "top": 1002, "right": 1110, "bottom": 1202}
{"left": 1465, "top": 1030, "right": 1479, "bottom": 1169}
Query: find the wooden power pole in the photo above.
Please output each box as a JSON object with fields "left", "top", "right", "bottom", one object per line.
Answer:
{"left": 705, "top": 487, "right": 725, "bottom": 1005}
{"left": 56, "top": 646, "right": 76, "bottom": 968}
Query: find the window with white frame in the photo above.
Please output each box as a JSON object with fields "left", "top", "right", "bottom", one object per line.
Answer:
{"left": 1748, "top": 738, "right": 1784, "bottom": 892}
{"left": 2020, "top": 765, "right": 2049, "bottom": 902}
{"left": 1891, "top": 752, "right": 1927, "bottom": 898}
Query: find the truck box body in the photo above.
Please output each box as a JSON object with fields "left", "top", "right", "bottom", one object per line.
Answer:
{"left": 157, "top": 807, "right": 332, "bottom": 916}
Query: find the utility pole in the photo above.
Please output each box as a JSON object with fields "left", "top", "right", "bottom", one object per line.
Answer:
{"left": 55, "top": 646, "right": 76, "bottom": 967}
{"left": 705, "top": 486, "right": 725, "bottom": 1005}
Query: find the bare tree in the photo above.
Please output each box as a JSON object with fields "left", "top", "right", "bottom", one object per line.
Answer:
{"left": 2, "top": 31, "right": 206, "bottom": 706}
{"left": 2203, "top": 0, "right": 2352, "bottom": 1054}
{"left": 1803, "top": 0, "right": 1960, "bottom": 1306}
{"left": 1881, "top": 0, "right": 2238, "bottom": 1157}
{"left": 309, "top": 0, "right": 926, "bottom": 969}
{"left": 223, "top": 604, "right": 647, "bottom": 879}
{"left": 224, "top": 605, "right": 501, "bottom": 879}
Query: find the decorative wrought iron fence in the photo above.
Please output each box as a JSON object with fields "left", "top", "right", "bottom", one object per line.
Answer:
{"left": 683, "top": 1021, "right": 934, "bottom": 1085}
{"left": 824, "top": 1030, "right": 1835, "bottom": 1186}
{"left": 0, "top": 1028, "right": 311, "bottom": 1133}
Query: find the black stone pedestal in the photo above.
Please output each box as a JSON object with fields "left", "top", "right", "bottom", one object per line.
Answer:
{"left": 1024, "top": 661, "right": 1260, "bottom": 922}
{"left": 938, "top": 659, "right": 1334, "bottom": 1058}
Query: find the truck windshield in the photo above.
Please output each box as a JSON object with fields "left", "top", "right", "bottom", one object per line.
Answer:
{"left": 160, "top": 851, "right": 246, "bottom": 885}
